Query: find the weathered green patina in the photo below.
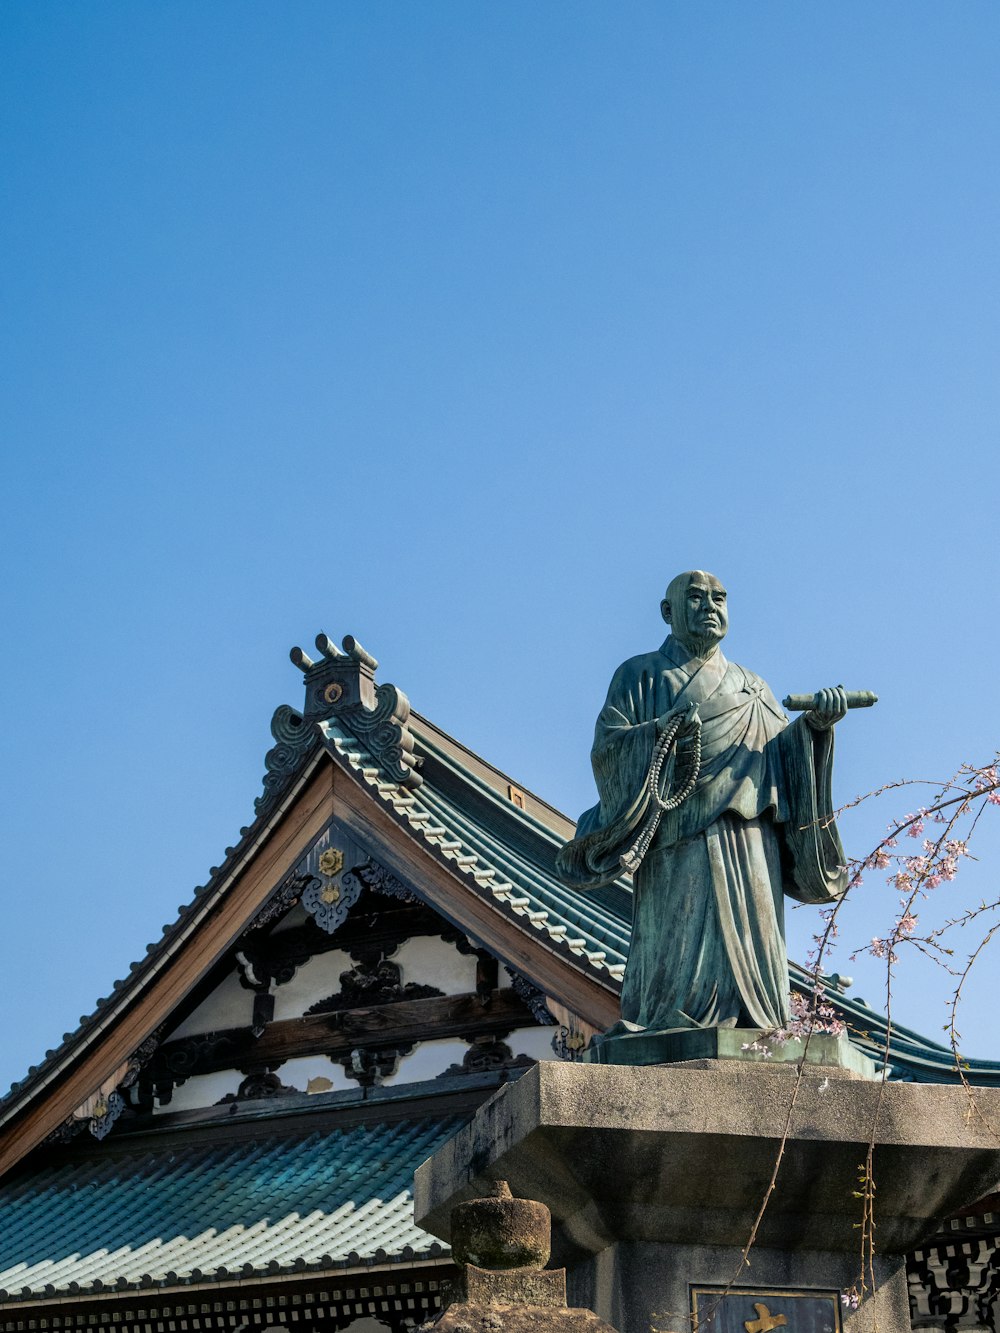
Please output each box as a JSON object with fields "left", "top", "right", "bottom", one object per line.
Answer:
{"left": 556, "top": 571, "right": 853, "bottom": 1040}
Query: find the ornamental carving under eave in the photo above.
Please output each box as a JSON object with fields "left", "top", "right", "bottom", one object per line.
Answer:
{"left": 305, "top": 958, "right": 444, "bottom": 1015}
{"left": 242, "top": 869, "right": 314, "bottom": 935}
{"left": 344, "top": 858, "right": 419, "bottom": 904}
{"left": 217, "top": 1070, "right": 298, "bottom": 1104}
{"left": 340, "top": 1043, "right": 413, "bottom": 1088}
{"left": 302, "top": 866, "right": 362, "bottom": 934}
{"left": 509, "top": 971, "right": 556, "bottom": 1026}
{"left": 438, "top": 1035, "right": 535, "bottom": 1079}
{"left": 256, "top": 705, "right": 320, "bottom": 815}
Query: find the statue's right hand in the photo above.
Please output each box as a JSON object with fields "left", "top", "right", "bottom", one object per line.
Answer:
{"left": 656, "top": 702, "right": 699, "bottom": 736}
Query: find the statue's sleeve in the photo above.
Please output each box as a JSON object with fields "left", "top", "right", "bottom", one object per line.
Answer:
{"left": 776, "top": 716, "right": 849, "bottom": 905}
{"left": 555, "top": 663, "right": 659, "bottom": 890}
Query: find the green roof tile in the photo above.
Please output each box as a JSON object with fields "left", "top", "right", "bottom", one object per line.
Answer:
{"left": 0, "top": 1115, "right": 461, "bottom": 1300}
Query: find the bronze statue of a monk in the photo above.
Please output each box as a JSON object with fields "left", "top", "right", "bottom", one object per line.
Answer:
{"left": 556, "top": 571, "right": 850, "bottom": 1034}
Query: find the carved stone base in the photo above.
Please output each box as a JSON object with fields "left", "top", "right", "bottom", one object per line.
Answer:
{"left": 449, "top": 1264, "right": 568, "bottom": 1307}
{"left": 583, "top": 1025, "right": 877, "bottom": 1078}
{"left": 430, "top": 1297, "right": 614, "bottom": 1332}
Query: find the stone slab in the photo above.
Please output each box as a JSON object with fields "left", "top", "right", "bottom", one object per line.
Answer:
{"left": 427, "top": 1300, "right": 613, "bottom": 1332}
{"left": 414, "top": 1061, "right": 1000, "bottom": 1259}
{"left": 583, "top": 1027, "right": 877, "bottom": 1079}
{"left": 450, "top": 1263, "right": 567, "bottom": 1308}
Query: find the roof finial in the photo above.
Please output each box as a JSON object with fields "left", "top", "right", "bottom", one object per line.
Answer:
{"left": 343, "top": 636, "right": 378, "bottom": 671}
{"left": 315, "top": 633, "right": 346, "bottom": 660}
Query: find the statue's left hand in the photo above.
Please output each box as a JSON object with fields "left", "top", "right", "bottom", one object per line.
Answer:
{"left": 805, "top": 685, "right": 849, "bottom": 731}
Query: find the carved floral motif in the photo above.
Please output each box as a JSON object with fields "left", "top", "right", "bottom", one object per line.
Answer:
{"left": 302, "top": 866, "right": 362, "bottom": 934}
{"left": 218, "top": 1070, "right": 298, "bottom": 1104}
{"left": 256, "top": 705, "right": 320, "bottom": 815}
{"left": 508, "top": 971, "right": 556, "bottom": 1026}
{"left": 243, "top": 870, "right": 314, "bottom": 935}
{"left": 161, "top": 1031, "right": 237, "bottom": 1078}
{"left": 439, "top": 1035, "right": 534, "bottom": 1079}
{"left": 306, "top": 958, "right": 443, "bottom": 1016}
{"left": 344, "top": 858, "right": 419, "bottom": 904}
{"left": 89, "top": 1090, "right": 125, "bottom": 1140}
{"left": 339, "top": 1043, "right": 413, "bottom": 1088}
{"left": 318, "top": 847, "right": 345, "bottom": 877}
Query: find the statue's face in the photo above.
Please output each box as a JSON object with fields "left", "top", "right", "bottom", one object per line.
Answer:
{"left": 662, "top": 571, "right": 728, "bottom": 655}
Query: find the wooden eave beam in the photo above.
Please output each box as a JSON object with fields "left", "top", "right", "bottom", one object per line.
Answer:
{"left": 149, "top": 987, "right": 538, "bottom": 1080}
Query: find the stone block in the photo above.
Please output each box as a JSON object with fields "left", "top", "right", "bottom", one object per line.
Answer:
{"left": 414, "top": 1061, "right": 1000, "bottom": 1333}
{"left": 584, "top": 1028, "right": 876, "bottom": 1080}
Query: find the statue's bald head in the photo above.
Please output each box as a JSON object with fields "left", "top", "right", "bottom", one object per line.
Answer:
{"left": 661, "top": 570, "right": 728, "bottom": 657}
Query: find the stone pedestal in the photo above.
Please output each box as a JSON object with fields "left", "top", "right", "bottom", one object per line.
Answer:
{"left": 414, "top": 1062, "right": 1000, "bottom": 1333}
{"left": 584, "top": 1027, "right": 877, "bottom": 1080}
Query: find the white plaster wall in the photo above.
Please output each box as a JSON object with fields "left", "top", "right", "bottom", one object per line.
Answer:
{"left": 271, "top": 948, "right": 353, "bottom": 1021}
{"left": 279, "top": 1054, "right": 354, "bottom": 1095}
{"left": 506, "top": 1025, "right": 559, "bottom": 1061}
{"left": 393, "top": 935, "right": 477, "bottom": 995}
{"left": 169, "top": 971, "right": 253, "bottom": 1039}
{"left": 155, "top": 1069, "right": 243, "bottom": 1113}
{"left": 381, "top": 1037, "right": 478, "bottom": 1085}
{"left": 170, "top": 924, "right": 479, "bottom": 1037}
{"left": 381, "top": 1025, "right": 551, "bottom": 1086}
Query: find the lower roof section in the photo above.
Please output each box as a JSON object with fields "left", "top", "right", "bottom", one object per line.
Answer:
{"left": 0, "top": 1111, "right": 462, "bottom": 1303}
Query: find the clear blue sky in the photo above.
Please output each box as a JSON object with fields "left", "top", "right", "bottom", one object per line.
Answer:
{"left": 2, "top": 2, "right": 999, "bottom": 1089}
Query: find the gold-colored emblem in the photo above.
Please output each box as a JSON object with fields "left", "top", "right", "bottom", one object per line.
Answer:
{"left": 323, "top": 682, "right": 344, "bottom": 704}
{"left": 745, "top": 1304, "right": 788, "bottom": 1333}
{"left": 320, "top": 884, "right": 341, "bottom": 904}
{"left": 318, "top": 847, "right": 344, "bottom": 877}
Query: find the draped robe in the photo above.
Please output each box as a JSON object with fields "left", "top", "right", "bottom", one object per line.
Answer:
{"left": 555, "top": 636, "right": 848, "bottom": 1032}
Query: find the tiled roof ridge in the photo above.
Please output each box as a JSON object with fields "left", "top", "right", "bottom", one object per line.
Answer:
{"left": 321, "top": 723, "right": 628, "bottom": 986}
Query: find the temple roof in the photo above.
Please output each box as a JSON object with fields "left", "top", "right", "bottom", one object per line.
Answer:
{"left": 0, "top": 632, "right": 997, "bottom": 1185}
{"left": 0, "top": 1109, "right": 459, "bottom": 1301}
